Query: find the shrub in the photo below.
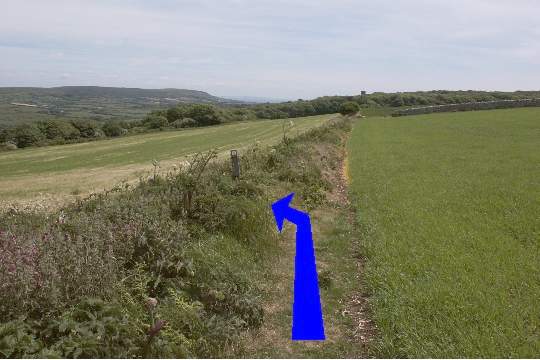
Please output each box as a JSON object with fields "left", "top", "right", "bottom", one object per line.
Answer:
{"left": 187, "top": 104, "right": 221, "bottom": 126}
{"left": 71, "top": 119, "right": 103, "bottom": 138}
{"left": 0, "top": 127, "right": 13, "bottom": 143}
{"left": 389, "top": 93, "right": 405, "bottom": 107}
{"left": 41, "top": 120, "right": 80, "bottom": 140}
{"left": 171, "top": 119, "right": 182, "bottom": 128}
{"left": 0, "top": 299, "right": 141, "bottom": 358}
{"left": 172, "top": 118, "right": 198, "bottom": 128}
{"left": 0, "top": 141, "right": 17, "bottom": 151}
{"left": 13, "top": 123, "right": 45, "bottom": 148}
{"left": 339, "top": 101, "right": 360, "bottom": 115}
{"left": 102, "top": 122, "right": 124, "bottom": 137}
{"left": 0, "top": 318, "right": 44, "bottom": 358}
{"left": 44, "top": 299, "right": 140, "bottom": 358}
{"left": 143, "top": 115, "right": 168, "bottom": 129}
{"left": 0, "top": 221, "right": 120, "bottom": 319}
{"left": 166, "top": 107, "right": 184, "bottom": 123}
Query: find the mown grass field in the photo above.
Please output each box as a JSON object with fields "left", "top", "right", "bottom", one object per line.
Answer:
{"left": 348, "top": 108, "right": 540, "bottom": 357}
{"left": 0, "top": 114, "right": 333, "bottom": 204}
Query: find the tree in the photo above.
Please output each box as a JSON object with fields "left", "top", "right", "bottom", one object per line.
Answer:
{"left": 389, "top": 94, "right": 405, "bottom": 107}
{"left": 71, "top": 120, "right": 103, "bottom": 138}
{"left": 13, "top": 124, "right": 45, "bottom": 148}
{"left": 143, "top": 115, "right": 168, "bottom": 129}
{"left": 0, "top": 127, "right": 13, "bottom": 143}
{"left": 187, "top": 104, "right": 221, "bottom": 126}
{"left": 102, "top": 122, "right": 124, "bottom": 137}
{"left": 41, "top": 120, "right": 80, "bottom": 140}
{"left": 172, "top": 118, "right": 198, "bottom": 128}
{"left": 166, "top": 107, "right": 183, "bottom": 123}
{"left": 339, "top": 101, "right": 360, "bottom": 115}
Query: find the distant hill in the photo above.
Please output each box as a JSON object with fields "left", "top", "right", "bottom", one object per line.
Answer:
{"left": 224, "top": 95, "right": 291, "bottom": 103}
{"left": 0, "top": 86, "right": 235, "bottom": 104}
{"left": 0, "top": 86, "right": 238, "bottom": 126}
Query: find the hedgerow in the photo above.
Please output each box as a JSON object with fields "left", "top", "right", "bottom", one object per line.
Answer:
{"left": 0, "top": 116, "right": 351, "bottom": 358}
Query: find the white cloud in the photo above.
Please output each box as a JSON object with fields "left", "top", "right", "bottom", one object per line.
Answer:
{"left": 0, "top": 0, "right": 539, "bottom": 97}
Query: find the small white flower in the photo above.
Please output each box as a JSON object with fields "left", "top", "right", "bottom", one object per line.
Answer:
{"left": 146, "top": 297, "right": 158, "bottom": 310}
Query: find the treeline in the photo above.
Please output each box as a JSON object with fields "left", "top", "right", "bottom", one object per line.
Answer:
{"left": 0, "top": 119, "right": 131, "bottom": 150}
{"left": 146, "top": 103, "right": 255, "bottom": 128}
{"left": 155, "top": 100, "right": 360, "bottom": 125}
{"left": 364, "top": 90, "right": 540, "bottom": 107}
{"left": 0, "top": 119, "right": 120, "bottom": 149}
{"left": 2, "top": 90, "right": 539, "bottom": 150}
{"left": 392, "top": 98, "right": 540, "bottom": 116}
{"left": 181, "top": 90, "right": 540, "bottom": 121}
{"left": 244, "top": 90, "right": 540, "bottom": 119}
{"left": 0, "top": 104, "right": 249, "bottom": 150}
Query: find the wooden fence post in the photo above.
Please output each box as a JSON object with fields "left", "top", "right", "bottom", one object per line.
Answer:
{"left": 230, "top": 150, "right": 240, "bottom": 180}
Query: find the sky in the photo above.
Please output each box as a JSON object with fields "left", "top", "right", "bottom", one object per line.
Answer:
{"left": 1, "top": 0, "right": 539, "bottom": 99}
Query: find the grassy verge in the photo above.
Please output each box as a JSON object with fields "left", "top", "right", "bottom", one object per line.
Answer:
{"left": 240, "top": 117, "right": 372, "bottom": 358}
{"left": 348, "top": 107, "right": 540, "bottom": 357}
{"left": 0, "top": 115, "right": 365, "bottom": 358}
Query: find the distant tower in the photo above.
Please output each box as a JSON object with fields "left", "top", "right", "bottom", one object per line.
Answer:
{"left": 360, "top": 91, "right": 367, "bottom": 104}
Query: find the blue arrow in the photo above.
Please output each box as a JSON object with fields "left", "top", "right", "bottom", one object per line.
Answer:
{"left": 271, "top": 192, "right": 325, "bottom": 341}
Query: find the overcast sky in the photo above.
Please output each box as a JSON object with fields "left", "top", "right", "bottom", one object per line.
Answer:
{"left": 1, "top": 0, "right": 539, "bottom": 99}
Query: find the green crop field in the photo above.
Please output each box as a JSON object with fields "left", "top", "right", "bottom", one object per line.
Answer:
{"left": 0, "top": 114, "right": 334, "bottom": 205}
{"left": 348, "top": 108, "right": 540, "bottom": 357}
